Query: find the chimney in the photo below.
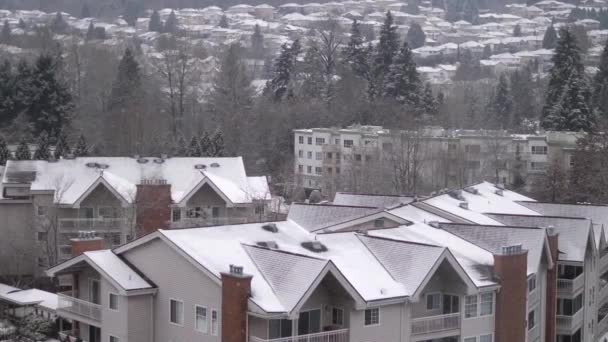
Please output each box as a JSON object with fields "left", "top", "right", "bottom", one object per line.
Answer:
{"left": 221, "top": 265, "right": 252, "bottom": 342}
{"left": 493, "top": 244, "right": 528, "bottom": 342}
{"left": 545, "top": 227, "right": 559, "bottom": 342}
{"left": 70, "top": 231, "right": 104, "bottom": 257}
{"left": 135, "top": 179, "right": 171, "bottom": 236}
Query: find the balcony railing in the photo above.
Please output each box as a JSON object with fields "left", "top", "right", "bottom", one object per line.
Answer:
{"left": 171, "top": 216, "right": 250, "bottom": 228}
{"left": 59, "top": 330, "right": 87, "bottom": 342}
{"left": 528, "top": 324, "right": 540, "bottom": 342}
{"left": 58, "top": 218, "right": 127, "bottom": 231}
{"left": 250, "top": 329, "right": 349, "bottom": 342}
{"left": 556, "top": 309, "right": 583, "bottom": 333}
{"left": 411, "top": 313, "right": 460, "bottom": 335}
{"left": 57, "top": 294, "right": 101, "bottom": 322}
{"left": 557, "top": 274, "right": 584, "bottom": 294}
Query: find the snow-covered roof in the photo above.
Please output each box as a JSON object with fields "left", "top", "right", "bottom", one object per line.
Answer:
{"left": 2, "top": 157, "right": 270, "bottom": 206}
{"left": 332, "top": 192, "right": 414, "bottom": 208}
{"left": 0, "top": 288, "right": 58, "bottom": 311}
{"left": 287, "top": 203, "right": 387, "bottom": 232}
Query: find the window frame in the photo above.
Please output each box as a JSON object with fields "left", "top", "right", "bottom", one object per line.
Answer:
{"left": 464, "top": 337, "right": 477, "bottom": 342}
{"left": 479, "top": 292, "right": 494, "bottom": 317}
{"left": 211, "top": 308, "right": 219, "bottom": 336}
{"left": 528, "top": 274, "right": 537, "bottom": 294}
{"left": 108, "top": 292, "right": 119, "bottom": 312}
{"left": 195, "top": 305, "right": 208, "bottom": 333}
{"left": 169, "top": 298, "right": 184, "bottom": 326}
{"left": 479, "top": 334, "right": 493, "bottom": 342}
{"left": 332, "top": 306, "right": 344, "bottom": 326}
{"left": 465, "top": 294, "right": 478, "bottom": 319}
{"left": 426, "top": 292, "right": 441, "bottom": 311}
{"left": 109, "top": 336, "right": 119, "bottom": 342}
{"left": 364, "top": 307, "right": 380, "bottom": 326}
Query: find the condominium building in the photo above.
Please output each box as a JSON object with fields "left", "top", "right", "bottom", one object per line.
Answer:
{"left": 0, "top": 156, "right": 270, "bottom": 277}
{"left": 293, "top": 125, "right": 580, "bottom": 195}
{"left": 46, "top": 181, "right": 571, "bottom": 342}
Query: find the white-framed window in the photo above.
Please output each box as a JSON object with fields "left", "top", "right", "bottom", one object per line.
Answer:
{"left": 315, "top": 167, "right": 322, "bottom": 175}
{"left": 307, "top": 166, "right": 312, "bottom": 174}
{"left": 480, "top": 334, "right": 493, "bottom": 342}
{"left": 364, "top": 308, "right": 379, "bottom": 326}
{"left": 465, "top": 295, "right": 478, "bottom": 318}
{"left": 307, "top": 137, "right": 312, "bottom": 145}
{"left": 528, "top": 275, "right": 536, "bottom": 293}
{"left": 298, "top": 165, "right": 303, "bottom": 173}
{"left": 109, "top": 293, "right": 119, "bottom": 311}
{"left": 480, "top": 292, "right": 494, "bottom": 316}
{"left": 528, "top": 308, "right": 537, "bottom": 330}
{"left": 343, "top": 139, "right": 353, "bottom": 148}
{"left": 37, "top": 231, "right": 48, "bottom": 242}
{"left": 170, "top": 299, "right": 184, "bottom": 325}
{"left": 464, "top": 337, "right": 477, "bottom": 342}
{"left": 195, "top": 305, "right": 208, "bottom": 333}
{"left": 171, "top": 208, "right": 181, "bottom": 222}
{"left": 298, "top": 136, "right": 304, "bottom": 144}
{"left": 109, "top": 336, "right": 119, "bottom": 342}
{"left": 426, "top": 293, "right": 441, "bottom": 311}
{"left": 530, "top": 162, "right": 546, "bottom": 171}
{"left": 211, "top": 309, "right": 219, "bottom": 335}
{"left": 315, "top": 138, "right": 325, "bottom": 145}
{"left": 98, "top": 207, "right": 120, "bottom": 218}
{"left": 315, "top": 152, "right": 322, "bottom": 160}
{"left": 298, "top": 150, "right": 303, "bottom": 158}
{"left": 332, "top": 307, "right": 344, "bottom": 326}
{"left": 36, "top": 205, "right": 47, "bottom": 216}
{"left": 531, "top": 146, "right": 547, "bottom": 155}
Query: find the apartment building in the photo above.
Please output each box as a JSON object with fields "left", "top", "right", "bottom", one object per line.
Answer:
{"left": 46, "top": 181, "right": 563, "bottom": 342}
{"left": 293, "top": 125, "right": 580, "bottom": 195}
{"left": 0, "top": 156, "right": 270, "bottom": 277}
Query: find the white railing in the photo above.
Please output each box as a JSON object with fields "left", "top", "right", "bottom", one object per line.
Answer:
{"left": 57, "top": 294, "right": 101, "bottom": 322}
{"left": 249, "top": 329, "right": 349, "bottom": 342}
{"left": 528, "top": 324, "right": 540, "bottom": 342}
{"left": 528, "top": 289, "right": 540, "bottom": 308}
{"left": 59, "top": 330, "right": 88, "bottom": 342}
{"left": 556, "top": 309, "right": 583, "bottom": 333}
{"left": 557, "top": 274, "right": 584, "bottom": 294}
{"left": 58, "top": 218, "right": 127, "bottom": 231}
{"left": 411, "top": 313, "right": 460, "bottom": 335}
{"left": 171, "top": 216, "right": 250, "bottom": 228}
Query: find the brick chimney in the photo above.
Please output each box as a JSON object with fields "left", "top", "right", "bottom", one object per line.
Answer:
{"left": 545, "top": 227, "right": 559, "bottom": 342}
{"left": 135, "top": 179, "right": 171, "bottom": 236}
{"left": 493, "top": 244, "right": 528, "bottom": 342}
{"left": 70, "top": 231, "right": 104, "bottom": 257}
{"left": 221, "top": 265, "right": 252, "bottom": 342}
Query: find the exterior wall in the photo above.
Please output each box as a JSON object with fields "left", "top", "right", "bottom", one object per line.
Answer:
{"left": 187, "top": 183, "right": 227, "bottom": 206}
{"left": 100, "top": 277, "right": 128, "bottom": 342}
{"left": 80, "top": 184, "right": 124, "bottom": 207}
{"left": 0, "top": 200, "right": 35, "bottom": 276}
{"left": 122, "top": 238, "right": 222, "bottom": 342}
{"left": 583, "top": 240, "right": 599, "bottom": 342}
{"left": 349, "top": 303, "right": 407, "bottom": 342}
{"left": 126, "top": 294, "right": 153, "bottom": 342}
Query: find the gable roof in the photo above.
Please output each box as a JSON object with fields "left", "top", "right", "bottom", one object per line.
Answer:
{"left": 287, "top": 203, "right": 385, "bottom": 232}
{"left": 332, "top": 192, "right": 415, "bottom": 208}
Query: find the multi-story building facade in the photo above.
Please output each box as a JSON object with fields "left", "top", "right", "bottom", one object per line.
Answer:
{"left": 0, "top": 156, "right": 270, "bottom": 277}
{"left": 293, "top": 126, "right": 581, "bottom": 195}
{"left": 46, "top": 182, "right": 563, "bottom": 342}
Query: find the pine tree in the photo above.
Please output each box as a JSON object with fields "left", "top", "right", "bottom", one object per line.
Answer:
{"left": 85, "top": 22, "right": 95, "bottom": 41}
{"left": 218, "top": 15, "right": 229, "bottom": 28}
{"left": 0, "top": 136, "right": 8, "bottom": 165}
{"left": 344, "top": 20, "right": 370, "bottom": 79}
{"left": 383, "top": 41, "right": 422, "bottom": 109}
{"left": 187, "top": 136, "right": 201, "bottom": 157}
{"left": 542, "top": 25, "right": 558, "bottom": 49}
{"left": 371, "top": 11, "right": 400, "bottom": 98}
{"left": 482, "top": 44, "right": 492, "bottom": 58}
{"left": 33, "top": 131, "right": 50, "bottom": 160}
{"left": 148, "top": 10, "right": 162, "bottom": 32}
{"left": 251, "top": 24, "right": 264, "bottom": 59}
{"left": 12, "top": 59, "right": 32, "bottom": 123}
{"left": 510, "top": 67, "right": 537, "bottom": 127}
{"left": 490, "top": 73, "right": 513, "bottom": 129}
{"left": 81, "top": 3, "right": 91, "bottom": 18}
{"left": 74, "top": 134, "right": 88, "bottom": 156}
{"left": 406, "top": 22, "right": 426, "bottom": 49}
{"left": 171, "top": 135, "right": 186, "bottom": 156}
{"left": 17, "top": 19, "right": 26, "bottom": 30}
{"left": 164, "top": 10, "right": 178, "bottom": 34}
{"left": 593, "top": 38, "right": 608, "bottom": 121}
{"left": 50, "top": 12, "right": 68, "bottom": 34}
{"left": 454, "top": 49, "right": 482, "bottom": 81}
{"left": 513, "top": 24, "right": 522, "bottom": 37}
{"left": 109, "top": 48, "right": 141, "bottom": 111}
{"left": 301, "top": 42, "right": 327, "bottom": 99}
{"left": 264, "top": 40, "right": 301, "bottom": 101}
{"left": 570, "top": 25, "right": 591, "bottom": 52}
{"left": 0, "top": 60, "right": 15, "bottom": 123}
{"left": 1, "top": 20, "right": 11, "bottom": 44}
{"left": 199, "top": 132, "right": 212, "bottom": 156}
{"left": 211, "top": 129, "right": 225, "bottom": 157}
{"left": 54, "top": 131, "right": 70, "bottom": 159}
{"left": 15, "top": 139, "right": 30, "bottom": 160}
{"left": 421, "top": 83, "right": 438, "bottom": 118}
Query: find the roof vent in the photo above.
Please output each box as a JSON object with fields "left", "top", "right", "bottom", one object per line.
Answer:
{"left": 229, "top": 264, "right": 244, "bottom": 275}
{"left": 210, "top": 162, "right": 220, "bottom": 168}
{"left": 301, "top": 241, "right": 328, "bottom": 253}
{"left": 85, "top": 162, "right": 99, "bottom": 168}
{"left": 261, "top": 223, "right": 278, "bottom": 233}
{"left": 464, "top": 187, "right": 479, "bottom": 195}
{"left": 194, "top": 164, "right": 207, "bottom": 170}
{"left": 77, "top": 230, "right": 97, "bottom": 240}
{"left": 495, "top": 189, "right": 504, "bottom": 196}
{"left": 496, "top": 183, "right": 505, "bottom": 190}
{"left": 501, "top": 244, "right": 523, "bottom": 255}
{"left": 64, "top": 153, "right": 76, "bottom": 160}
{"left": 428, "top": 221, "right": 441, "bottom": 228}
{"left": 448, "top": 190, "right": 465, "bottom": 201}
{"left": 257, "top": 241, "right": 279, "bottom": 249}
{"left": 98, "top": 163, "right": 109, "bottom": 169}
{"left": 459, "top": 202, "right": 469, "bottom": 210}
{"left": 137, "top": 158, "right": 149, "bottom": 164}
{"left": 153, "top": 158, "right": 165, "bottom": 164}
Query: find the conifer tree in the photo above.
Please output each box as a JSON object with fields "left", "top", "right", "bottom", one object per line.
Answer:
{"left": 33, "top": 131, "right": 50, "bottom": 160}
{"left": 301, "top": 42, "right": 327, "bottom": 99}
{"left": 454, "top": 49, "right": 482, "bottom": 81}
{"left": 406, "top": 22, "right": 426, "bottom": 49}
{"left": 218, "top": 15, "right": 229, "bottom": 28}
{"left": 510, "top": 67, "right": 536, "bottom": 127}
{"left": 264, "top": 40, "right": 301, "bottom": 102}
{"left": 371, "top": 11, "right": 399, "bottom": 98}
{"left": 1, "top": 20, "right": 10, "bottom": 45}
{"left": 199, "top": 132, "right": 212, "bottom": 156}
{"left": 344, "top": 20, "right": 370, "bottom": 79}
{"left": 0, "top": 60, "right": 14, "bottom": 122}
{"left": 15, "top": 139, "right": 30, "bottom": 160}
{"left": 422, "top": 83, "right": 438, "bottom": 117}
{"left": 211, "top": 129, "right": 225, "bottom": 157}
{"left": 482, "top": 44, "right": 492, "bottom": 58}
{"left": 251, "top": 24, "right": 264, "bottom": 59}
{"left": 513, "top": 24, "right": 522, "bottom": 37}
{"left": 164, "top": 10, "right": 178, "bottom": 34}
{"left": 593, "top": 38, "right": 608, "bottom": 121}
{"left": 85, "top": 22, "right": 95, "bottom": 41}
{"left": 174, "top": 135, "right": 187, "bottom": 156}
{"left": 542, "top": 25, "right": 558, "bottom": 49}
{"left": 148, "top": 10, "right": 162, "bottom": 32}
{"left": 0, "top": 136, "right": 9, "bottom": 165}
{"left": 17, "top": 19, "right": 26, "bottom": 30}
{"left": 50, "top": 12, "right": 68, "bottom": 34}
{"left": 109, "top": 48, "right": 141, "bottom": 111}
{"left": 81, "top": 3, "right": 91, "bottom": 18}
{"left": 383, "top": 41, "right": 422, "bottom": 109}
{"left": 54, "top": 131, "right": 70, "bottom": 159}
{"left": 490, "top": 73, "right": 513, "bottom": 129}
{"left": 187, "top": 136, "right": 201, "bottom": 157}
{"left": 74, "top": 134, "right": 88, "bottom": 156}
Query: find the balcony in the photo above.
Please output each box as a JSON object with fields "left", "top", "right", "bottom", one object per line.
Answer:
{"left": 58, "top": 218, "right": 127, "bottom": 232}
{"left": 57, "top": 294, "right": 101, "bottom": 323}
{"left": 250, "top": 329, "right": 349, "bottom": 342}
{"left": 556, "top": 309, "right": 583, "bottom": 334}
{"left": 411, "top": 313, "right": 460, "bottom": 335}
{"left": 171, "top": 216, "right": 250, "bottom": 229}
{"left": 59, "top": 330, "right": 88, "bottom": 342}
{"left": 557, "top": 274, "right": 584, "bottom": 295}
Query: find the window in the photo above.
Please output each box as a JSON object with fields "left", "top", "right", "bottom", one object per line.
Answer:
{"left": 98, "top": 207, "right": 120, "bottom": 218}
{"left": 315, "top": 138, "right": 325, "bottom": 145}
{"left": 354, "top": 154, "right": 362, "bottom": 161}
{"left": 307, "top": 151, "right": 312, "bottom": 159}
{"left": 528, "top": 309, "right": 536, "bottom": 330}
{"left": 109, "top": 293, "right": 119, "bottom": 311}
{"left": 480, "top": 292, "right": 493, "bottom": 316}
{"left": 364, "top": 140, "right": 371, "bottom": 145}
{"left": 109, "top": 336, "right": 119, "bottom": 342}
{"left": 170, "top": 299, "right": 184, "bottom": 325}
{"left": 315, "top": 152, "right": 322, "bottom": 160}
{"left": 334, "top": 138, "right": 340, "bottom": 145}
{"left": 364, "top": 308, "right": 379, "bottom": 326}
{"left": 530, "top": 162, "right": 546, "bottom": 171}
{"left": 298, "top": 165, "right": 303, "bottom": 173}
{"left": 37, "top": 232, "right": 48, "bottom": 242}
{"left": 315, "top": 167, "right": 322, "bottom": 175}
{"left": 332, "top": 307, "right": 344, "bottom": 326}
{"left": 298, "top": 150, "right": 303, "bottom": 157}
{"left": 443, "top": 294, "right": 460, "bottom": 314}
{"left": 528, "top": 275, "right": 536, "bottom": 293}
{"left": 336, "top": 152, "right": 341, "bottom": 161}
{"left": 326, "top": 152, "right": 332, "bottom": 159}
{"left": 269, "top": 319, "right": 292, "bottom": 339}
{"left": 307, "top": 137, "right": 312, "bottom": 145}
{"left": 465, "top": 295, "right": 478, "bottom": 318}
{"left": 187, "top": 207, "right": 203, "bottom": 218}
{"left": 80, "top": 207, "right": 95, "bottom": 219}
{"left": 374, "top": 219, "right": 384, "bottom": 228}
{"left": 344, "top": 140, "right": 354, "bottom": 148}
{"left": 448, "top": 143, "right": 457, "bottom": 152}
{"left": 480, "top": 335, "right": 493, "bottom": 342}
{"left": 336, "top": 167, "right": 340, "bottom": 174}
{"left": 464, "top": 338, "right": 477, "bottom": 342}
{"left": 298, "top": 136, "right": 304, "bottom": 144}
{"left": 465, "top": 145, "right": 481, "bottom": 154}
{"left": 531, "top": 146, "right": 547, "bottom": 155}
{"left": 171, "top": 208, "right": 181, "bottom": 222}
{"left": 211, "top": 309, "right": 219, "bottom": 335}
{"left": 195, "top": 306, "right": 208, "bottom": 333}
{"left": 382, "top": 142, "right": 393, "bottom": 152}
{"left": 36, "top": 205, "right": 47, "bottom": 216}
{"left": 307, "top": 166, "right": 312, "bottom": 174}
{"left": 109, "top": 233, "right": 121, "bottom": 246}
{"left": 426, "top": 293, "right": 441, "bottom": 310}
{"left": 327, "top": 167, "right": 333, "bottom": 175}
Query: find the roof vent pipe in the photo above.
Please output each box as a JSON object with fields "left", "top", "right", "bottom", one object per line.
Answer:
{"left": 229, "top": 264, "right": 244, "bottom": 276}
{"left": 459, "top": 202, "right": 469, "bottom": 210}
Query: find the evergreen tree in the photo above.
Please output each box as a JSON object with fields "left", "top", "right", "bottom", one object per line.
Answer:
{"left": 264, "top": 40, "right": 301, "bottom": 101}
{"left": 421, "top": 83, "right": 438, "bottom": 118}
{"left": 54, "top": 131, "right": 70, "bottom": 159}
{"left": 171, "top": 135, "right": 185, "bottom": 156}
{"left": 490, "top": 73, "right": 513, "bottom": 129}
{"left": 570, "top": 25, "right": 591, "bottom": 52}
{"left": 482, "top": 44, "right": 492, "bottom": 58}
{"left": 406, "top": 22, "right": 426, "bottom": 49}
{"left": 109, "top": 48, "right": 141, "bottom": 111}
{"left": 1, "top": 20, "right": 10, "bottom": 44}
{"left": 383, "top": 41, "right": 422, "bottom": 109}
{"left": 454, "top": 50, "right": 482, "bottom": 81}
{"left": 510, "top": 66, "right": 537, "bottom": 127}
{"left": 251, "top": 24, "right": 264, "bottom": 59}
{"left": 218, "top": 15, "right": 229, "bottom": 28}
{"left": 199, "top": 132, "right": 212, "bottom": 156}
{"left": 593, "top": 38, "right": 608, "bottom": 121}
{"left": 15, "top": 139, "right": 30, "bottom": 160}
{"left": 148, "top": 10, "right": 162, "bottom": 32}
{"left": 371, "top": 11, "right": 400, "bottom": 98}
{"left": 85, "top": 21, "right": 95, "bottom": 41}
{"left": 164, "top": 10, "right": 178, "bottom": 34}
{"left": 74, "top": 134, "right": 88, "bottom": 156}
{"left": 0, "top": 59, "right": 14, "bottom": 123}
{"left": 0, "top": 136, "right": 9, "bottom": 165}
{"left": 542, "top": 25, "right": 558, "bottom": 49}
{"left": 33, "top": 131, "right": 50, "bottom": 160}
{"left": 81, "top": 3, "right": 91, "bottom": 18}
{"left": 12, "top": 59, "right": 32, "bottom": 122}
{"left": 344, "top": 20, "right": 370, "bottom": 79}
{"left": 187, "top": 136, "right": 201, "bottom": 157}
{"left": 211, "top": 129, "right": 225, "bottom": 157}
{"left": 17, "top": 19, "right": 26, "bottom": 30}
{"left": 301, "top": 41, "right": 327, "bottom": 99}
{"left": 50, "top": 12, "right": 68, "bottom": 34}
{"left": 513, "top": 24, "right": 522, "bottom": 37}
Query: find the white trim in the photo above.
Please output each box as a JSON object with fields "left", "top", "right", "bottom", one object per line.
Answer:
{"left": 363, "top": 307, "right": 380, "bottom": 327}
{"left": 479, "top": 291, "right": 494, "bottom": 317}
{"left": 425, "top": 292, "right": 441, "bottom": 311}
{"left": 194, "top": 305, "right": 208, "bottom": 334}
{"left": 331, "top": 306, "right": 345, "bottom": 326}
{"left": 177, "top": 175, "right": 234, "bottom": 208}
{"left": 211, "top": 308, "right": 220, "bottom": 336}
{"left": 88, "top": 278, "right": 100, "bottom": 304}
{"left": 463, "top": 336, "right": 477, "bottom": 342}
{"left": 108, "top": 292, "right": 119, "bottom": 312}
{"left": 108, "top": 335, "right": 120, "bottom": 342}
{"left": 479, "top": 333, "right": 494, "bottom": 342}
{"left": 316, "top": 211, "right": 411, "bottom": 232}
{"left": 72, "top": 176, "right": 130, "bottom": 208}
{"left": 169, "top": 298, "right": 185, "bottom": 327}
